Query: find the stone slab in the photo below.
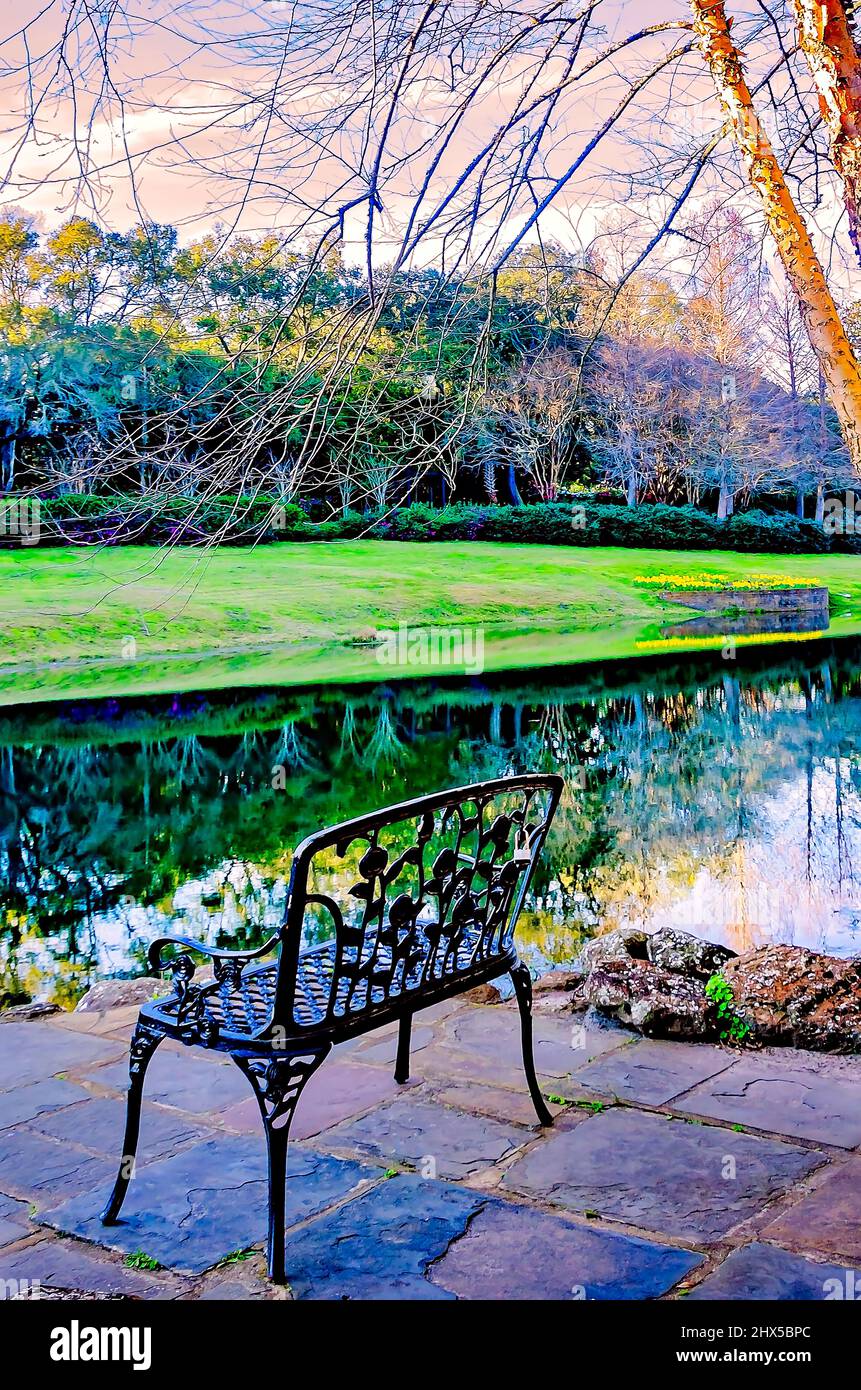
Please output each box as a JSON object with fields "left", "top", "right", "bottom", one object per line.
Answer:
{"left": 29, "top": 1097, "right": 216, "bottom": 1162}
{"left": 0, "top": 1129, "right": 113, "bottom": 1206}
{"left": 283, "top": 1174, "right": 484, "bottom": 1299}
{"left": 430, "top": 1200, "right": 701, "bottom": 1299}
{"left": 352, "top": 1026, "right": 434, "bottom": 1066}
{"left": 677, "top": 1054, "right": 861, "bottom": 1148}
{"left": 762, "top": 1162, "right": 861, "bottom": 1263}
{"left": 0, "top": 1192, "right": 31, "bottom": 1248}
{"left": 47, "top": 1134, "right": 375, "bottom": 1274}
{"left": 0, "top": 1078, "right": 90, "bottom": 1130}
{"left": 0, "top": 1023, "right": 124, "bottom": 1091}
{"left": 503, "top": 1107, "right": 824, "bottom": 1241}
{"left": 87, "top": 1046, "right": 252, "bottom": 1112}
{"left": 325, "top": 1097, "right": 529, "bottom": 1178}
{"left": 688, "top": 1242, "right": 861, "bottom": 1300}
{"left": 433, "top": 1083, "right": 566, "bottom": 1128}
{"left": 441, "top": 1007, "right": 629, "bottom": 1078}
{"left": 570, "top": 1039, "right": 735, "bottom": 1106}
{"left": 221, "top": 1060, "right": 403, "bottom": 1140}
{"left": 0, "top": 1238, "right": 165, "bottom": 1298}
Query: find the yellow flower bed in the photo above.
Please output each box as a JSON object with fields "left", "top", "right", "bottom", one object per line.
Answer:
{"left": 633, "top": 572, "right": 820, "bottom": 592}
{"left": 636, "top": 631, "right": 828, "bottom": 651}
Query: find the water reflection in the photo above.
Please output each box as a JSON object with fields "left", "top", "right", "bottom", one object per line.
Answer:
{"left": 2, "top": 642, "right": 861, "bottom": 1008}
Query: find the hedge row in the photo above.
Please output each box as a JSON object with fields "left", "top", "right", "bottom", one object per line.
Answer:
{"left": 10, "top": 495, "right": 854, "bottom": 554}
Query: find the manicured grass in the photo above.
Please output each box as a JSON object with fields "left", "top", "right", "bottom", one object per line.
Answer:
{"left": 0, "top": 540, "right": 859, "bottom": 705}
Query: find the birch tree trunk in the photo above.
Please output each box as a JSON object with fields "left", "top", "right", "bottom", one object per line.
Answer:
{"left": 792, "top": 0, "right": 861, "bottom": 269}
{"left": 626, "top": 466, "right": 637, "bottom": 507}
{"left": 690, "top": 0, "right": 861, "bottom": 472}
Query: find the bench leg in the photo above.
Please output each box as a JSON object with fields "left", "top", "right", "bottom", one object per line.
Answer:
{"left": 509, "top": 963, "right": 553, "bottom": 1127}
{"left": 233, "top": 1048, "right": 330, "bottom": 1284}
{"left": 101, "top": 1019, "right": 164, "bottom": 1224}
{"left": 394, "top": 1014, "right": 412, "bottom": 1084}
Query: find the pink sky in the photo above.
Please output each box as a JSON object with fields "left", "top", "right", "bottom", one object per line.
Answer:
{"left": 0, "top": 1, "right": 854, "bottom": 290}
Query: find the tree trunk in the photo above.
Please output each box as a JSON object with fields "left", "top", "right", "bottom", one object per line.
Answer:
{"left": 796, "top": 487, "right": 805, "bottom": 519}
{"left": 816, "top": 480, "right": 826, "bottom": 523}
{"left": 717, "top": 482, "right": 734, "bottom": 519}
{"left": 792, "top": 0, "right": 861, "bottom": 269}
{"left": 483, "top": 457, "right": 497, "bottom": 502}
{"left": 508, "top": 462, "right": 523, "bottom": 506}
{"left": 1, "top": 435, "right": 15, "bottom": 493}
{"left": 626, "top": 467, "right": 637, "bottom": 507}
{"left": 691, "top": 0, "right": 861, "bottom": 473}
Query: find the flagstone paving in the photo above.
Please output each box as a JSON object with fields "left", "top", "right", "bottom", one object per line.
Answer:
{"left": 1, "top": 998, "right": 860, "bottom": 1299}
{"left": 675, "top": 1052, "right": 861, "bottom": 1148}
{"left": 48, "top": 1137, "right": 376, "bottom": 1275}
{"left": 502, "top": 1107, "right": 825, "bottom": 1241}
{"left": 29, "top": 1096, "right": 215, "bottom": 1161}
{"left": 323, "top": 1097, "right": 529, "bottom": 1178}
{"left": 761, "top": 1161, "right": 861, "bottom": 1263}
{"left": 0, "top": 1077, "right": 91, "bottom": 1130}
{"left": 568, "top": 1038, "right": 737, "bottom": 1106}
{"left": 686, "top": 1243, "right": 861, "bottom": 1301}
{"left": 427, "top": 1199, "right": 702, "bottom": 1300}
{"left": 0, "top": 1193, "right": 31, "bottom": 1248}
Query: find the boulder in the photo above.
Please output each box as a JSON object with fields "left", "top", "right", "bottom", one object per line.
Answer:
{"left": 576, "top": 927, "right": 649, "bottom": 972}
{"left": 75, "top": 978, "right": 165, "bottom": 1013}
{"left": 584, "top": 956, "right": 715, "bottom": 1039}
{"left": 529, "top": 968, "right": 584, "bottom": 1015}
{"left": 0, "top": 1001, "right": 61, "bottom": 1023}
{"left": 533, "top": 969, "right": 583, "bottom": 993}
{"left": 646, "top": 926, "right": 736, "bottom": 979}
{"left": 464, "top": 982, "right": 502, "bottom": 1006}
{"left": 722, "top": 944, "right": 861, "bottom": 1052}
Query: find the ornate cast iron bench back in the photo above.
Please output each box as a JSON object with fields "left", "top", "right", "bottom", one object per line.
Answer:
{"left": 101, "top": 774, "right": 563, "bottom": 1281}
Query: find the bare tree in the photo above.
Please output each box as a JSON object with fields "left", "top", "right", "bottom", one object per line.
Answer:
{"left": 3, "top": 0, "right": 861, "bottom": 510}
{"left": 587, "top": 342, "right": 676, "bottom": 506}
{"left": 791, "top": 0, "right": 861, "bottom": 267}
{"left": 690, "top": 0, "right": 861, "bottom": 469}
{"left": 485, "top": 350, "right": 581, "bottom": 503}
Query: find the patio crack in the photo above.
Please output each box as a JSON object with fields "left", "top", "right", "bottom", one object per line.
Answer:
{"left": 422, "top": 1197, "right": 491, "bottom": 1282}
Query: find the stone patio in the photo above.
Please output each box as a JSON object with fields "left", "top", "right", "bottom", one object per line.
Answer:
{"left": 1, "top": 999, "right": 861, "bottom": 1300}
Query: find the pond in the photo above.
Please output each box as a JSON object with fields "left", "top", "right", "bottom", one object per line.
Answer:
{"left": 3, "top": 639, "right": 861, "bottom": 1010}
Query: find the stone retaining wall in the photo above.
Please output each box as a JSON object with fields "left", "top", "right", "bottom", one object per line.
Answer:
{"left": 660, "top": 585, "right": 829, "bottom": 614}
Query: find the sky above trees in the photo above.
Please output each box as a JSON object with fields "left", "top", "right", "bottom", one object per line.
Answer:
{"left": 0, "top": 1, "right": 859, "bottom": 503}
{"left": 0, "top": 1, "right": 853, "bottom": 280}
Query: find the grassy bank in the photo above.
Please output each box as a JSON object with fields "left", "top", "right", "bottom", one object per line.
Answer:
{"left": 0, "top": 540, "right": 859, "bottom": 705}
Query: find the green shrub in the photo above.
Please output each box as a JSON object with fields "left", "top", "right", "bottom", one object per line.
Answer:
{"left": 723, "top": 509, "right": 829, "bottom": 554}
{"left": 28, "top": 494, "right": 834, "bottom": 555}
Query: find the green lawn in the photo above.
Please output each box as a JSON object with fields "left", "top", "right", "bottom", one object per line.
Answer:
{"left": 0, "top": 540, "right": 858, "bottom": 705}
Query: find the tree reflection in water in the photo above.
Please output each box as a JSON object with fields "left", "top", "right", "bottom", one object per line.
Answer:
{"left": 2, "top": 643, "right": 861, "bottom": 1009}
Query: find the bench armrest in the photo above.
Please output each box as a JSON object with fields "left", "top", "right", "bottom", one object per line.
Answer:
{"left": 147, "top": 934, "right": 280, "bottom": 976}
{"left": 148, "top": 935, "right": 281, "bottom": 1032}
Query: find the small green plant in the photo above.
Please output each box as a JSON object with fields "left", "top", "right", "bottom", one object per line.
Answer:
{"left": 124, "top": 1250, "right": 161, "bottom": 1271}
{"left": 544, "top": 1094, "right": 605, "bottom": 1113}
{"left": 216, "top": 1248, "right": 256, "bottom": 1268}
{"left": 574, "top": 1099, "right": 606, "bottom": 1114}
{"left": 705, "top": 973, "right": 751, "bottom": 1044}
{"left": 383, "top": 1167, "right": 400, "bottom": 1179}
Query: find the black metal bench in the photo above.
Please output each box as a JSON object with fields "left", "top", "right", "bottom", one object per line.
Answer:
{"left": 101, "top": 773, "right": 563, "bottom": 1281}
